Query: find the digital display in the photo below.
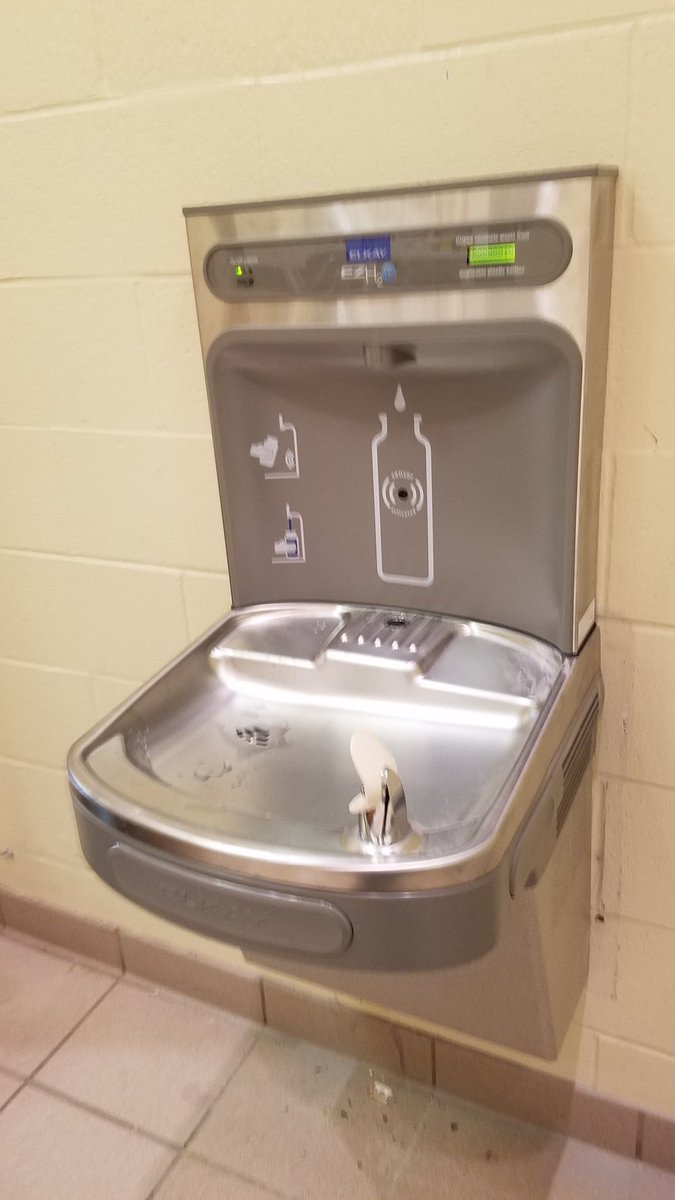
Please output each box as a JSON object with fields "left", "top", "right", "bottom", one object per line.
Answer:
{"left": 346, "top": 236, "right": 391, "bottom": 263}
{"left": 468, "top": 243, "right": 517, "bottom": 266}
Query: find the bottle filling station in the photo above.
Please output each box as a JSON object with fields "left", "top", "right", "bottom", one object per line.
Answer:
{"left": 68, "top": 168, "right": 616, "bottom": 1058}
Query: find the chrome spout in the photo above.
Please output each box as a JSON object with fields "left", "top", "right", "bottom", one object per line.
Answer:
{"left": 355, "top": 767, "right": 412, "bottom": 847}
{"left": 349, "top": 731, "right": 413, "bottom": 848}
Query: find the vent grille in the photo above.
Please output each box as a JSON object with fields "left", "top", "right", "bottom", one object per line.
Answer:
{"left": 557, "top": 694, "right": 600, "bottom": 837}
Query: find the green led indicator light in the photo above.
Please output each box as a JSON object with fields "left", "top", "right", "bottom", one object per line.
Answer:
{"left": 468, "top": 243, "right": 517, "bottom": 266}
{"left": 235, "top": 265, "right": 245, "bottom": 276}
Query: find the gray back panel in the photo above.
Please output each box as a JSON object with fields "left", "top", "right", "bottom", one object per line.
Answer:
{"left": 207, "top": 320, "right": 581, "bottom": 649}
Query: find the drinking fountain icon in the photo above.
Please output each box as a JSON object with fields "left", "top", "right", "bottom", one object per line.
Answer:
{"left": 250, "top": 435, "right": 279, "bottom": 470}
{"left": 250, "top": 413, "right": 299, "bottom": 479}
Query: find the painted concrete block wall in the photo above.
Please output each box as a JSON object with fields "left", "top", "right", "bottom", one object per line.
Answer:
{"left": 1, "top": 0, "right": 675, "bottom": 1115}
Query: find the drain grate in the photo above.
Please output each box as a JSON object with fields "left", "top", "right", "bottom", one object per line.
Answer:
{"left": 236, "top": 726, "right": 271, "bottom": 748}
{"left": 326, "top": 610, "right": 453, "bottom": 667}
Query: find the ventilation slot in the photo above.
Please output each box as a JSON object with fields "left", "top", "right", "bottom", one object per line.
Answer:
{"left": 557, "top": 695, "right": 600, "bottom": 837}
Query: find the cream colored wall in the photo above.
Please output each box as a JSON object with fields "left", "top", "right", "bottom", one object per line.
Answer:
{"left": 1, "top": 0, "right": 675, "bottom": 1115}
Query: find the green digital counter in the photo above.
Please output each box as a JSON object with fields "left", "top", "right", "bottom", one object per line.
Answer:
{"left": 468, "top": 242, "right": 517, "bottom": 266}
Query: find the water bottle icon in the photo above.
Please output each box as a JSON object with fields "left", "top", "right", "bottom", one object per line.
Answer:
{"left": 371, "top": 386, "right": 433, "bottom": 586}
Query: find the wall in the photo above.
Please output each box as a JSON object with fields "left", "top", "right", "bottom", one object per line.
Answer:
{"left": 1, "top": 0, "right": 675, "bottom": 1116}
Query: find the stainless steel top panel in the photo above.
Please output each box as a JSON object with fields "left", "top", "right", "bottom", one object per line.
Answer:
{"left": 183, "top": 165, "right": 618, "bottom": 217}
{"left": 184, "top": 170, "right": 616, "bottom": 655}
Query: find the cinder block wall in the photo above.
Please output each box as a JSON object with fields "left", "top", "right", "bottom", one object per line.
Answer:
{"left": 2, "top": 1, "right": 675, "bottom": 1115}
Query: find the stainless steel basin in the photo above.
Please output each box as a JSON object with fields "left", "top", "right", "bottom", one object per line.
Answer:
{"left": 69, "top": 603, "right": 598, "bottom": 897}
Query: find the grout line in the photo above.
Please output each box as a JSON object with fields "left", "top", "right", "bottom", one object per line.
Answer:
{"left": 0, "top": 10, "right": 665, "bottom": 128}
{"left": 0, "top": 754, "right": 69, "bottom": 776}
{"left": 177, "top": 574, "right": 193, "bottom": 645}
{"left": 25, "top": 974, "right": 120, "bottom": 1082}
{"left": 591, "top": 1030, "right": 600, "bottom": 1094}
{"left": 144, "top": 1150, "right": 183, "bottom": 1200}
{"left": 595, "top": 451, "right": 616, "bottom": 616}
{"left": 0, "top": 421, "right": 210, "bottom": 440}
{"left": 11, "top": 928, "right": 249, "bottom": 1158}
{"left": 615, "top": 241, "right": 675, "bottom": 251}
{"left": 590, "top": 1028, "right": 675, "bottom": 1064}
{"left": 431, "top": 1038, "right": 437, "bottom": 1088}
{"left": 114, "top": 971, "right": 253, "bottom": 1010}
{"left": 182, "top": 1150, "right": 296, "bottom": 1199}
{"left": 30, "top": 1078, "right": 180, "bottom": 1150}
{"left": 118, "top": 931, "right": 128, "bottom": 974}
{"left": 597, "top": 770, "right": 675, "bottom": 797}
{"left": 586, "top": 908, "right": 675, "bottom": 939}
{"left": 114, "top": 972, "right": 195, "bottom": 1001}
{"left": 0, "top": 546, "right": 229, "bottom": 579}
{"left": 0, "top": 1076, "right": 28, "bottom": 1117}
{"left": 598, "top": 615, "right": 675, "bottom": 635}
{"left": 417, "top": 7, "right": 673, "bottom": 53}
{"left": 0, "top": 926, "right": 122, "bottom": 978}
{"left": 0, "top": 654, "right": 94, "bottom": 676}
{"left": 252, "top": 72, "right": 267, "bottom": 199}
{"left": 594, "top": 778, "right": 609, "bottom": 916}
{"left": 182, "top": 1032, "right": 262, "bottom": 1151}
{"left": 623, "top": 23, "right": 638, "bottom": 244}
{"left": 610, "top": 243, "right": 675, "bottom": 257}
{"left": 0, "top": 273, "right": 191, "bottom": 285}
{"left": 635, "top": 1109, "right": 646, "bottom": 1159}
{"left": 114, "top": 930, "right": 127, "bottom": 978}
{"left": 89, "top": 0, "right": 109, "bottom": 105}
{"left": 391, "top": 1025, "right": 406, "bottom": 1076}
{"left": 0, "top": 74, "right": 261, "bottom": 124}
{"left": 0, "top": 1063, "right": 27, "bottom": 1084}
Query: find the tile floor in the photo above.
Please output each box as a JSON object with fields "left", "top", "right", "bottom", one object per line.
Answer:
{"left": 0, "top": 930, "right": 673, "bottom": 1200}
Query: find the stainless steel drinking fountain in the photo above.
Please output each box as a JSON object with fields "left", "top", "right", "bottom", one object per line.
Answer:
{"left": 68, "top": 168, "right": 616, "bottom": 1057}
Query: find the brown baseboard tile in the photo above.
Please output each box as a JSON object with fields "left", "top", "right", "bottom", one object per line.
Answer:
{"left": 119, "top": 931, "right": 264, "bottom": 1023}
{"left": 641, "top": 1112, "right": 675, "bottom": 1172}
{"left": 262, "top": 978, "right": 434, "bottom": 1085}
{"left": 435, "top": 1036, "right": 639, "bottom": 1158}
{"left": 0, "top": 891, "right": 123, "bottom": 970}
